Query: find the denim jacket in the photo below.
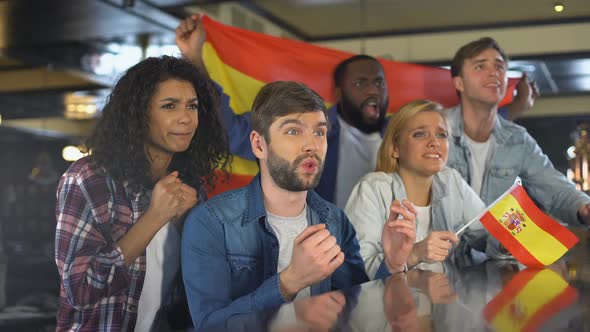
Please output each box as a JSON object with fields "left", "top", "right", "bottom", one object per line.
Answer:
{"left": 181, "top": 174, "right": 370, "bottom": 330}
{"left": 446, "top": 105, "right": 590, "bottom": 224}
{"left": 345, "top": 168, "right": 493, "bottom": 279}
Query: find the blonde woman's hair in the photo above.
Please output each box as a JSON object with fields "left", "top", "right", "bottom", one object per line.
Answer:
{"left": 376, "top": 100, "right": 447, "bottom": 173}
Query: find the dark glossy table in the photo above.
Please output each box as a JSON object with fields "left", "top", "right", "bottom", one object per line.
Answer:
{"left": 209, "top": 227, "right": 590, "bottom": 332}
{"left": 0, "top": 256, "right": 58, "bottom": 331}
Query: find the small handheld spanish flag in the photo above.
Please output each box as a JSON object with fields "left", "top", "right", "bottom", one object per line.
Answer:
{"left": 478, "top": 182, "right": 579, "bottom": 267}
{"left": 483, "top": 268, "right": 578, "bottom": 331}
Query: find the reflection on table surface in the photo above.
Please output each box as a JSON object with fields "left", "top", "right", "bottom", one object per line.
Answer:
{"left": 208, "top": 227, "right": 590, "bottom": 332}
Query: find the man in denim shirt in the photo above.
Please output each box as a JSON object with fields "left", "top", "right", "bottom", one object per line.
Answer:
{"left": 447, "top": 37, "right": 590, "bottom": 225}
{"left": 181, "top": 81, "right": 417, "bottom": 330}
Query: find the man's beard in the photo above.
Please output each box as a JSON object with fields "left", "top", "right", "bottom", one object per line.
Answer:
{"left": 267, "top": 148, "right": 324, "bottom": 192}
{"left": 339, "top": 94, "right": 388, "bottom": 134}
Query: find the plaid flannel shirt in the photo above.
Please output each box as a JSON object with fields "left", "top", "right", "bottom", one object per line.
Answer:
{"left": 55, "top": 157, "right": 148, "bottom": 331}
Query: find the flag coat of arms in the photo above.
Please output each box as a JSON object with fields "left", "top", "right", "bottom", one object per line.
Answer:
{"left": 480, "top": 182, "right": 579, "bottom": 267}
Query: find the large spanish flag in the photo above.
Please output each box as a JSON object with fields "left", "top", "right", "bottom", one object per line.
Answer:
{"left": 483, "top": 268, "right": 578, "bottom": 332}
{"left": 480, "top": 183, "right": 579, "bottom": 267}
{"left": 200, "top": 15, "right": 518, "bottom": 195}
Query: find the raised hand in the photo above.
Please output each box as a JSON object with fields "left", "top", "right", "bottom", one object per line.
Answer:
{"left": 280, "top": 224, "right": 344, "bottom": 300}
{"left": 176, "top": 183, "right": 198, "bottom": 217}
{"left": 148, "top": 171, "right": 196, "bottom": 224}
{"left": 381, "top": 199, "right": 417, "bottom": 273}
{"left": 507, "top": 72, "right": 539, "bottom": 120}
{"left": 176, "top": 14, "right": 206, "bottom": 66}
{"left": 410, "top": 231, "right": 459, "bottom": 264}
{"left": 118, "top": 171, "right": 194, "bottom": 266}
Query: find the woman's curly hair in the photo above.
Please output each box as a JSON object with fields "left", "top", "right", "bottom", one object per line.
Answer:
{"left": 86, "top": 55, "right": 231, "bottom": 192}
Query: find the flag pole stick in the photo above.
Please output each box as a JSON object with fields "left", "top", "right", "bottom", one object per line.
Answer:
{"left": 455, "top": 180, "right": 522, "bottom": 236}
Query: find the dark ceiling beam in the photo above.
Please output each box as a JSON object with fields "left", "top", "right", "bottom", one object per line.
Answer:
{"left": 0, "top": 0, "right": 170, "bottom": 48}
{"left": 146, "top": 0, "right": 235, "bottom": 8}
{"left": 153, "top": 0, "right": 236, "bottom": 18}
{"left": 99, "top": 0, "right": 180, "bottom": 31}
{"left": 309, "top": 16, "right": 590, "bottom": 42}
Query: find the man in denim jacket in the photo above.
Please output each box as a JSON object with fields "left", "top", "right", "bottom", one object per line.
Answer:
{"left": 447, "top": 37, "right": 590, "bottom": 225}
{"left": 181, "top": 81, "right": 417, "bottom": 330}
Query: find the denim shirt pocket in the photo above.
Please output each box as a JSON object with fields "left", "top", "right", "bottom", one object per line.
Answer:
{"left": 488, "top": 166, "right": 517, "bottom": 179}
{"left": 488, "top": 166, "right": 519, "bottom": 193}
{"left": 227, "top": 255, "right": 263, "bottom": 295}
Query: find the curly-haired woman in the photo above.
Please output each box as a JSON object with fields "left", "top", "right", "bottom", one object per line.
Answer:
{"left": 54, "top": 55, "right": 230, "bottom": 331}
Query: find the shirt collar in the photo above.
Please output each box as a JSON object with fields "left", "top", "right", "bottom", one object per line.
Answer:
{"left": 243, "top": 173, "right": 332, "bottom": 226}
{"left": 448, "top": 104, "right": 507, "bottom": 145}
{"left": 390, "top": 171, "right": 450, "bottom": 205}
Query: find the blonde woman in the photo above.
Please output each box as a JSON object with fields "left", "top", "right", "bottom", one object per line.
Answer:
{"left": 345, "top": 100, "right": 500, "bottom": 279}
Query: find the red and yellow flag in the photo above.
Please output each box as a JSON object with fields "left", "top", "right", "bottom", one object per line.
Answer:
{"left": 483, "top": 268, "right": 578, "bottom": 332}
{"left": 480, "top": 183, "right": 579, "bottom": 267}
{"left": 200, "top": 15, "right": 518, "bottom": 195}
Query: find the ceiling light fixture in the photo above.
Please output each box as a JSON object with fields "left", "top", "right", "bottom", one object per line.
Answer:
{"left": 554, "top": 3, "right": 564, "bottom": 12}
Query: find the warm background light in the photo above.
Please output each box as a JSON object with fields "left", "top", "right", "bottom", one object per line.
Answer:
{"left": 62, "top": 145, "right": 85, "bottom": 161}
{"left": 554, "top": 4, "right": 564, "bottom": 12}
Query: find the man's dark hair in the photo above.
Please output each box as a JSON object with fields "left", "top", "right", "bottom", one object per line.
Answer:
{"left": 333, "top": 54, "right": 382, "bottom": 88}
{"left": 86, "top": 55, "right": 231, "bottom": 192}
{"left": 251, "top": 81, "right": 327, "bottom": 143}
{"left": 450, "top": 37, "right": 508, "bottom": 78}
